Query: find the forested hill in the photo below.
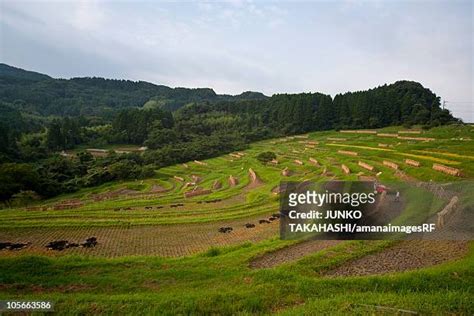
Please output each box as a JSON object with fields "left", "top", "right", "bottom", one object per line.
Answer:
{"left": 0, "top": 64, "right": 51, "bottom": 81}
{"left": 332, "top": 80, "right": 453, "bottom": 129}
{"left": 199, "top": 80, "right": 457, "bottom": 133}
{"left": 0, "top": 63, "right": 267, "bottom": 116}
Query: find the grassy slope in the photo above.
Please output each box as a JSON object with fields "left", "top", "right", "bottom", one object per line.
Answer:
{"left": 0, "top": 125, "right": 473, "bottom": 314}
{"left": 0, "top": 241, "right": 472, "bottom": 314}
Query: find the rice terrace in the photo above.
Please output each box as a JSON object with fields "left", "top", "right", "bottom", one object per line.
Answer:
{"left": 1, "top": 125, "right": 473, "bottom": 314}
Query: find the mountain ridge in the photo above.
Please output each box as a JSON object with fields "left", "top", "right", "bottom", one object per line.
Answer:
{"left": 0, "top": 63, "right": 269, "bottom": 115}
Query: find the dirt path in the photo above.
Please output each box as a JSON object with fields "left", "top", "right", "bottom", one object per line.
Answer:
{"left": 325, "top": 240, "right": 469, "bottom": 277}
{"left": 249, "top": 240, "right": 341, "bottom": 269}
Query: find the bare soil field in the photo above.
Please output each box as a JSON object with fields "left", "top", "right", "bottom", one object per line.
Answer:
{"left": 325, "top": 240, "right": 469, "bottom": 277}
{"left": 0, "top": 214, "right": 279, "bottom": 257}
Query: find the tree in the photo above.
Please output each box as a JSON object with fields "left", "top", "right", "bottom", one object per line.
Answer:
{"left": 256, "top": 151, "right": 276, "bottom": 164}
{"left": 145, "top": 126, "right": 178, "bottom": 149}
{"left": 46, "top": 119, "right": 65, "bottom": 150}
{"left": 0, "top": 163, "right": 40, "bottom": 202}
{"left": 109, "top": 160, "right": 140, "bottom": 180}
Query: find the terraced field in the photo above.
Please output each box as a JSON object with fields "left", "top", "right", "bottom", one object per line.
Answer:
{"left": 1, "top": 125, "right": 473, "bottom": 254}
{"left": 1, "top": 125, "right": 473, "bottom": 314}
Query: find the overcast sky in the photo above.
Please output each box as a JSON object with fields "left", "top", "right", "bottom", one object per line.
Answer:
{"left": 0, "top": 0, "right": 472, "bottom": 121}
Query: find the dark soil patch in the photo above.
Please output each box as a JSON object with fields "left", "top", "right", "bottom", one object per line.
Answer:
{"left": 325, "top": 240, "right": 469, "bottom": 277}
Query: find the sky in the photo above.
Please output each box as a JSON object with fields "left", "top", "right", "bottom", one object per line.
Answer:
{"left": 0, "top": 0, "right": 472, "bottom": 121}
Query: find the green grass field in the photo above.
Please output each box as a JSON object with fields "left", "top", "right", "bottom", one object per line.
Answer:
{"left": 1, "top": 125, "right": 473, "bottom": 314}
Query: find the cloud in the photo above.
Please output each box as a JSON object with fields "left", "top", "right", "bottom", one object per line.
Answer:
{"left": 0, "top": 0, "right": 472, "bottom": 120}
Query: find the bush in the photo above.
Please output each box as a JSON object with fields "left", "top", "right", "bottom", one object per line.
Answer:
{"left": 204, "top": 247, "right": 221, "bottom": 257}
{"left": 11, "top": 190, "right": 41, "bottom": 206}
{"left": 256, "top": 151, "right": 276, "bottom": 164}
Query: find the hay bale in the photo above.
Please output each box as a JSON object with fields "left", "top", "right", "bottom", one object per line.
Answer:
{"left": 86, "top": 148, "right": 108, "bottom": 153}
{"left": 182, "top": 182, "right": 195, "bottom": 189}
{"left": 229, "top": 153, "right": 241, "bottom": 158}
{"left": 194, "top": 160, "right": 207, "bottom": 166}
{"left": 174, "top": 176, "right": 185, "bottom": 182}
{"left": 282, "top": 167, "right": 291, "bottom": 177}
{"left": 292, "top": 149, "right": 301, "bottom": 154}
{"left": 182, "top": 163, "right": 189, "bottom": 168}
{"left": 248, "top": 168, "right": 260, "bottom": 183}
{"left": 340, "top": 130, "right": 377, "bottom": 134}
{"left": 341, "top": 164, "right": 350, "bottom": 174}
{"left": 269, "top": 159, "right": 279, "bottom": 165}
{"left": 383, "top": 160, "right": 399, "bottom": 170}
{"left": 397, "top": 136, "right": 434, "bottom": 141}
{"left": 309, "top": 157, "right": 319, "bottom": 166}
{"left": 432, "top": 164, "right": 461, "bottom": 176}
{"left": 437, "top": 196, "right": 459, "bottom": 228}
{"left": 212, "top": 180, "right": 222, "bottom": 189}
{"left": 306, "top": 141, "right": 319, "bottom": 145}
{"left": 338, "top": 150, "right": 358, "bottom": 156}
{"left": 358, "top": 161, "right": 374, "bottom": 171}
{"left": 377, "top": 133, "right": 398, "bottom": 138}
{"left": 237, "top": 152, "right": 245, "bottom": 156}
{"left": 326, "top": 171, "right": 335, "bottom": 176}
{"left": 405, "top": 159, "right": 420, "bottom": 167}
{"left": 295, "top": 134, "right": 309, "bottom": 139}
{"left": 191, "top": 175, "right": 202, "bottom": 183}
{"left": 228, "top": 175, "right": 239, "bottom": 186}
{"left": 327, "top": 137, "right": 347, "bottom": 141}
{"left": 305, "top": 144, "right": 316, "bottom": 149}
{"left": 272, "top": 183, "right": 290, "bottom": 195}
{"left": 398, "top": 130, "right": 421, "bottom": 134}
{"left": 294, "top": 159, "right": 303, "bottom": 165}
{"left": 378, "top": 143, "right": 388, "bottom": 148}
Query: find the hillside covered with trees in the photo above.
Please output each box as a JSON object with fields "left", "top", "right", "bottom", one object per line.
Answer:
{"left": 0, "top": 64, "right": 460, "bottom": 203}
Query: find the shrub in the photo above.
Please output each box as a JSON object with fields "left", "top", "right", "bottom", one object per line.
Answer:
{"left": 256, "top": 151, "right": 276, "bottom": 164}
{"left": 204, "top": 247, "right": 221, "bottom": 257}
